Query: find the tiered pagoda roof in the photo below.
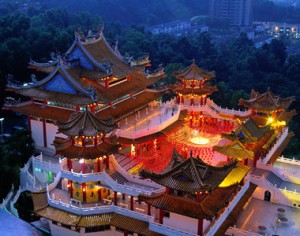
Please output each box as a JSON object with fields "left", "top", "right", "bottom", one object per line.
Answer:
{"left": 213, "top": 140, "right": 254, "bottom": 161}
{"left": 174, "top": 60, "right": 215, "bottom": 81}
{"left": 239, "top": 89, "right": 295, "bottom": 111}
{"left": 222, "top": 117, "right": 270, "bottom": 143}
{"left": 56, "top": 110, "right": 116, "bottom": 136}
{"left": 53, "top": 137, "right": 119, "bottom": 159}
{"left": 140, "top": 152, "right": 237, "bottom": 193}
{"left": 31, "top": 192, "right": 163, "bottom": 236}
{"left": 8, "top": 64, "right": 96, "bottom": 105}
{"left": 172, "top": 60, "right": 217, "bottom": 95}
{"left": 139, "top": 184, "right": 238, "bottom": 220}
{"left": 6, "top": 30, "right": 165, "bottom": 107}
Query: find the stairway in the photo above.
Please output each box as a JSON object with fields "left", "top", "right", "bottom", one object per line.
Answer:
{"left": 110, "top": 171, "right": 128, "bottom": 185}
{"left": 266, "top": 172, "right": 283, "bottom": 188}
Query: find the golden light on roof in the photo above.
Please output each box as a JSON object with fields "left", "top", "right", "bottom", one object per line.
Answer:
{"left": 267, "top": 117, "right": 274, "bottom": 124}
{"left": 219, "top": 163, "right": 251, "bottom": 187}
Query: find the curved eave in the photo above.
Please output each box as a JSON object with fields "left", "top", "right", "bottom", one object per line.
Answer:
{"left": 8, "top": 64, "right": 93, "bottom": 99}
{"left": 55, "top": 142, "right": 119, "bottom": 159}
{"left": 174, "top": 86, "right": 218, "bottom": 95}
{"left": 57, "top": 111, "right": 117, "bottom": 137}
{"left": 5, "top": 102, "right": 74, "bottom": 122}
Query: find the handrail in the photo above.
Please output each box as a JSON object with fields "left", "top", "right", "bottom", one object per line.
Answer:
{"left": 226, "top": 226, "right": 261, "bottom": 236}
{"left": 47, "top": 195, "right": 195, "bottom": 236}
{"left": 110, "top": 154, "right": 164, "bottom": 191}
{"left": 117, "top": 103, "right": 180, "bottom": 139}
{"left": 48, "top": 172, "right": 61, "bottom": 192}
{"left": 10, "top": 186, "right": 23, "bottom": 217}
{"left": 206, "top": 98, "right": 251, "bottom": 117}
{"left": 1, "top": 185, "right": 14, "bottom": 209}
{"left": 207, "top": 181, "right": 251, "bottom": 236}
{"left": 262, "top": 128, "right": 288, "bottom": 164}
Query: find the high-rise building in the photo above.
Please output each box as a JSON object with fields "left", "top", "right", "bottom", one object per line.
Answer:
{"left": 209, "top": 0, "right": 253, "bottom": 27}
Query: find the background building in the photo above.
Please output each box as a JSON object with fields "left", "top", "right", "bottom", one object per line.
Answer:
{"left": 209, "top": 0, "right": 253, "bottom": 27}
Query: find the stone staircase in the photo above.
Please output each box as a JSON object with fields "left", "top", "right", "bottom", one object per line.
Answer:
{"left": 266, "top": 172, "right": 283, "bottom": 188}
{"left": 110, "top": 171, "right": 128, "bottom": 185}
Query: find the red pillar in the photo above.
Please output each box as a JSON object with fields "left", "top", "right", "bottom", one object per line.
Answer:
{"left": 81, "top": 136, "right": 85, "bottom": 147}
{"left": 76, "top": 105, "right": 80, "bottom": 111}
{"left": 27, "top": 115, "right": 31, "bottom": 134}
{"left": 82, "top": 183, "right": 86, "bottom": 202}
{"left": 105, "top": 78, "right": 109, "bottom": 89}
{"left": 94, "top": 136, "right": 97, "bottom": 146}
{"left": 147, "top": 203, "right": 151, "bottom": 216}
{"left": 130, "top": 196, "right": 134, "bottom": 210}
{"left": 159, "top": 209, "right": 164, "bottom": 224}
{"left": 122, "top": 193, "right": 126, "bottom": 200}
{"left": 200, "top": 96, "right": 203, "bottom": 105}
{"left": 190, "top": 97, "right": 194, "bottom": 106}
{"left": 197, "top": 219, "right": 203, "bottom": 236}
{"left": 196, "top": 193, "right": 202, "bottom": 202}
{"left": 114, "top": 191, "right": 118, "bottom": 206}
{"left": 106, "top": 156, "right": 110, "bottom": 170}
{"left": 90, "top": 105, "right": 95, "bottom": 113}
{"left": 98, "top": 186, "right": 102, "bottom": 200}
{"left": 68, "top": 180, "right": 73, "bottom": 198}
{"left": 97, "top": 158, "right": 101, "bottom": 172}
{"left": 42, "top": 118, "right": 47, "bottom": 147}
{"left": 67, "top": 158, "right": 72, "bottom": 171}
{"left": 124, "top": 229, "right": 128, "bottom": 236}
{"left": 251, "top": 108, "right": 255, "bottom": 116}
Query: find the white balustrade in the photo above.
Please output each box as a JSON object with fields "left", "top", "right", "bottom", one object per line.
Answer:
{"left": 207, "top": 181, "right": 251, "bottom": 236}
{"left": 110, "top": 155, "right": 164, "bottom": 191}
{"left": 262, "top": 128, "right": 289, "bottom": 164}
{"left": 117, "top": 104, "right": 180, "bottom": 139}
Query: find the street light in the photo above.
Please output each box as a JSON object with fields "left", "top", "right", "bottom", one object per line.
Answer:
{"left": 0, "top": 118, "right": 4, "bottom": 140}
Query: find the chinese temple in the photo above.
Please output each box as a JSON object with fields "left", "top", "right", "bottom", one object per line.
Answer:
{"left": 2, "top": 29, "right": 300, "bottom": 236}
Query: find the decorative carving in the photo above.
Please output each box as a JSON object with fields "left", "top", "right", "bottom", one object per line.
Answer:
{"left": 87, "top": 85, "right": 98, "bottom": 101}
{"left": 31, "top": 74, "right": 37, "bottom": 83}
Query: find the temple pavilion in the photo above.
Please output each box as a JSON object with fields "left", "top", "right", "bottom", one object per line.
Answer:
{"left": 2, "top": 28, "right": 298, "bottom": 236}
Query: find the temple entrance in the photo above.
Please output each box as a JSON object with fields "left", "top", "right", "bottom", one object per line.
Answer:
{"left": 264, "top": 190, "right": 271, "bottom": 201}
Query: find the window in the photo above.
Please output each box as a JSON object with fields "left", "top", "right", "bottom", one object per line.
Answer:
{"left": 35, "top": 168, "right": 42, "bottom": 173}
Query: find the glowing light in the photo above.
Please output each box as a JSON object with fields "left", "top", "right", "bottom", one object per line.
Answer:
{"left": 79, "top": 158, "right": 84, "bottom": 164}
{"left": 190, "top": 136, "right": 209, "bottom": 145}
{"left": 267, "top": 117, "right": 274, "bottom": 124}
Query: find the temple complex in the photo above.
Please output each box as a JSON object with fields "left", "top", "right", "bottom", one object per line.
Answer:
{"left": 2, "top": 29, "right": 300, "bottom": 236}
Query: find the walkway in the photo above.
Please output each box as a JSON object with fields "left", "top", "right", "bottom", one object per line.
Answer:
{"left": 252, "top": 168, "right": 300, "bottom": 192}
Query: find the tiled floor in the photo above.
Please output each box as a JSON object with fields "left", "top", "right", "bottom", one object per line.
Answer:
{"left": 275, "top": 160, "right": 300, "bottom": 179}
{"left": 235, "top": 198, "right": 300, "bottom": 236}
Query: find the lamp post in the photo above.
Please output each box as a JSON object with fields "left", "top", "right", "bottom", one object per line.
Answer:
{"left": 0, "top": 118, "right": 4, "bottom": 140}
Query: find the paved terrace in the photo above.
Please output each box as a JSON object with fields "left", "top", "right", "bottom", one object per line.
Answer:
{"left": 235, "top": 198, "right": 300, "bottom": 235}
{"left": 118, "top": 100, "right": 178, "bottom": 132}
{"left": 274, "top": 157, "right": 300, "bottom": 179}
